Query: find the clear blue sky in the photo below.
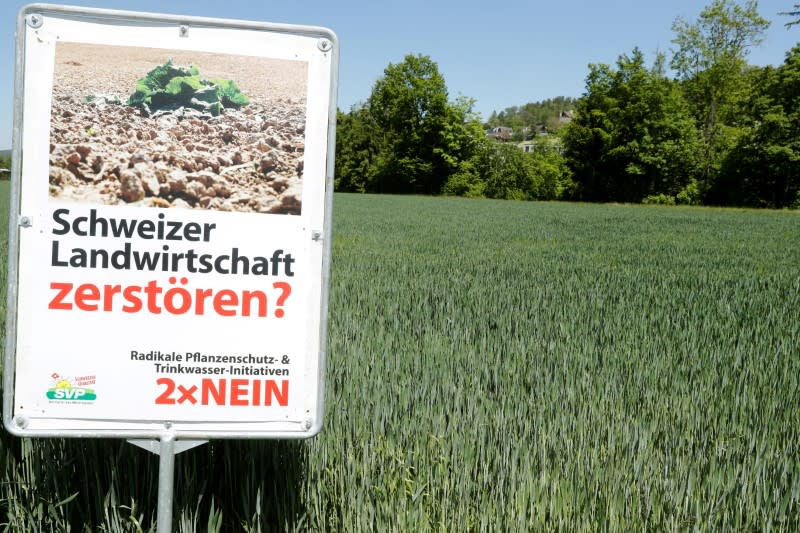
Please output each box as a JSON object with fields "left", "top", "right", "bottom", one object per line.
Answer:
{"left": 2, "top": 0, "right": 799, "bottom": 148}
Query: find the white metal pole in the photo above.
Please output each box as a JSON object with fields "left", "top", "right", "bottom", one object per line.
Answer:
{"left": 157, "top": 433, "right": 176, "bottom": 533}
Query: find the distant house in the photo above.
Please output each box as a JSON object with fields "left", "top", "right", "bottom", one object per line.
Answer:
{"left": 486, "top": 126, "right": 513, "bottom": 141}
{"left": 518, "top": 136, "right": 565, "bottom": 155}
{"left": 559, "top": 110, "right": 574, "bottom": 124}
{"left": 532, "top": 124, "right": 549, "bottom": 136}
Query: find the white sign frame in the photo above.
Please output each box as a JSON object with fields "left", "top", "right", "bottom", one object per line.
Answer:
{"left": 4, "top": 4, "right": 338, "bottom": 440}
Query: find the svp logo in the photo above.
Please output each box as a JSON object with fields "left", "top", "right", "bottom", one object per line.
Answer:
{"left": 46, "top": 373, "right": 97, "bottom": 402}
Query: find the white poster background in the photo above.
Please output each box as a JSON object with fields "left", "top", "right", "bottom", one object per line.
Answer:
{"left": 7, "top": 7, "right": 335, "bottom": 438}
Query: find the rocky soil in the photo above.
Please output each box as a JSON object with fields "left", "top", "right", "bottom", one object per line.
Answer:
{"left": 48, "top": 43, "right": 308, "bottom": 215}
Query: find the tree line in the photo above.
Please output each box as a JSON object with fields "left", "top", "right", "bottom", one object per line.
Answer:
{"left": 335, "top": 0, "right": 800, "bottom": 209}
{"left": 334, "top": 55, "right": 573, "bottom": 201}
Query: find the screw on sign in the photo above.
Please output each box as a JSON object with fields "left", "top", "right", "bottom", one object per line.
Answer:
{"left": 26, "top": 13, "right": 43, "bottom": 28}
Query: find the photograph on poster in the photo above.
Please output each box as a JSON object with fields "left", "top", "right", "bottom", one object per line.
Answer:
{"left": 48, "top": 42, "right": 308, "bottom": 214}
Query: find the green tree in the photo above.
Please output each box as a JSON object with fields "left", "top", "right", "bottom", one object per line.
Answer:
{"left": 719, "top": 45, "right": 800, "bottom": 207}
{"left": 334, "top": 105, "right": 380, "bottom": 193}
{"left": 442, "top": 154, "right": 486, "bottom": 198}
{"left": 444, "top": 139, "right": 527, "bottom": 200}
{"left": 563, "top": 49, "right": 701, "bottom": 202}
{"left": 561, "top": 63, "right": 615, "bottom": 200}
{"left": 781, "top": 3, "right": 800, "bottom": 27}
{"left": 670, "top": 0, "right": 770, "bottom": 184}
{"left": 525, "top": 148, "right": 574, "bottom": 200}
{"left": 444, "top": 137, "right": 573, "bottom": 201}
{"left": 485, "top": 110, "right": 501, "bottom": 128}
{"left": 481, "top": 142, "right": 531, "bottom": 200}
{"left": 367, "top": 54, "right": 482, "bottom": 194}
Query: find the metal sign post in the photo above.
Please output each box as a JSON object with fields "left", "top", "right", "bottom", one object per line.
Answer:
{"left": 5, "top": 4, "right": 338, "bottom": 529}
{"left": 157, "top": 435, "right": 176, "bottom": 533}
{"left": 128, "top": 435, "right": 208, "bottom": 531}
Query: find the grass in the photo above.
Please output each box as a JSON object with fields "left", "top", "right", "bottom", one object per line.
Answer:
{"left": 1, "top": 190, "right": 798, "bottom": 531}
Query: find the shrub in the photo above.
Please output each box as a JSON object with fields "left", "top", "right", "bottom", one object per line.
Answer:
{"left": 642, "top": 193, "right": 676, "bottom": 205}
{"left": 676, "top": 179, "right": 703, "bottom": 205}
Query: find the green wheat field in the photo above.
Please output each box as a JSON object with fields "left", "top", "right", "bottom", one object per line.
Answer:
{"left": 1, "top": 185, "right": 798, "bottom": 531}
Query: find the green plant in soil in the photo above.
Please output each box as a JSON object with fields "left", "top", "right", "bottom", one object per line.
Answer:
{"left": 127, "top": 60, "right": 249, "bottom": 117}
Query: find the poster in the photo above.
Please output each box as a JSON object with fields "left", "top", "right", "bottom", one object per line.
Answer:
{"left": 5, "top": 6, "right": 337, "bottom": 438}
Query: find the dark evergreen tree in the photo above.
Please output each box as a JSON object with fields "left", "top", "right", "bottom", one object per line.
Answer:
{"left": 718, "top": 46, "right": 800, "bottom": 207}
{"left": 563, "top": 49, "right": 701, "bottom": 202}
{"left": 334, "top": 106, "right": 380, "bottom": 193}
